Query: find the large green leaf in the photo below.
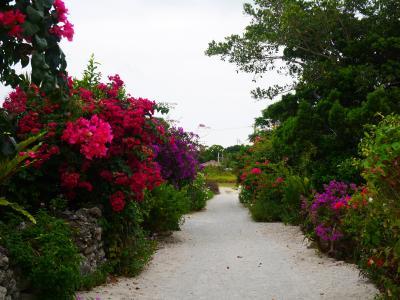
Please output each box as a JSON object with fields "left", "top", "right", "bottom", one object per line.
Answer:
{"left": 0, "top": 197, "right": 36, "bottom": 224}
{"left": 22, "top": 21, "right": 40, "bottom": 36}
{"left": 34, "top": 35, "right": 48, "bottom": 51}
{"left": 26, "top": 6, "right": 44, "bottom": 23}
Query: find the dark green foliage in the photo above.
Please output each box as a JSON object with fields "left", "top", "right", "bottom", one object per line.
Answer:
{"left": 198, "top": 144, "right": 224, "bottom": 163}
{"left": 142, "top": 184, "right": 190, "bottom": 233}
{"left": 281, "top": 175, "right": 309, "bottom": 224}
{"left": 0, "top": 211, "right": 81, "bottom": 300}
{"left": 207, "top": 0, "right": 400, "bottom": 189}
{"left": 78, "top": 263, "right": 112, "bottom": 291}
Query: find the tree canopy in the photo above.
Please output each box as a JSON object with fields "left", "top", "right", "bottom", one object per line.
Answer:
{"left": 207, "top": 0, "right": 400, "bottom": 186}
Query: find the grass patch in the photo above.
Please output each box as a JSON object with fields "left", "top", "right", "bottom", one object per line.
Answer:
{"left": 218, "top": 182, "right": 238, "bottom": 189}
{"left": 204, "top": 166, "right": 236, "bottom": 184}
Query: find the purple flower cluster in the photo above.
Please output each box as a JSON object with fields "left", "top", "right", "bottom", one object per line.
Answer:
{"left": 315, "top": 224, "right": 343, "bottom": 241}
{"left": 311, "top": 180, "right": 358, "bottom": 241}
{"left": 312, "top": 180, "right": 356, "bottom": 212}
{"left": 154, "top": 127, "right": 200, "bottom": 186}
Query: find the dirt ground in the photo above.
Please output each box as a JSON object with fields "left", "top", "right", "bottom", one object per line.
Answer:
{"left": 77, "top": 187, "right": 378, "bottom": 300}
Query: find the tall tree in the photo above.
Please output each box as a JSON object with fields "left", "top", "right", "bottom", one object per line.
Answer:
{"left": 207, "top": 0, "right": 400, "bottom": 186}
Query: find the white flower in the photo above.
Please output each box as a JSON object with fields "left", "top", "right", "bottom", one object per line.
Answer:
{"left": 368, "top": 197, "right": 373, "bottom": 203}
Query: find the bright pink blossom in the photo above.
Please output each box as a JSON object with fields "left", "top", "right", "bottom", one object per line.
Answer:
{"left": 62, "top": 115, "right": 113, "bottom": 160}
{"left": 251, "top": 168, "right": 262, "bottom": 175}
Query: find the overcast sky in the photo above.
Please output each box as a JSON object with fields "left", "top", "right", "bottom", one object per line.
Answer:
{"left": 2, "top": 0, "right": 291, "bottom": 147}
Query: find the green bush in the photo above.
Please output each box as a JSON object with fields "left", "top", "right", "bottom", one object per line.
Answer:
{"left": 185, "top": 173, "right": 213, "bottom": 211}
{"left": 239, "top": 162, "right": 288, "bottom": 222}
{"left": 281, "top": 175, "right": 309, "bottom": 224}
{"left": 0, "top": 211, "right": 81, "bottom": 300}
{"left": 340, "top": 115, "right": 400, "bottom": 298}
{"left": 142, "top": 183, "right": 190, "bottom": 233}
{"left": 102, "top": 201, "right": 155, "bottom": 277}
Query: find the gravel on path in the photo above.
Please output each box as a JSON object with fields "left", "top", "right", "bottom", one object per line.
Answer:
{"left": 77, "top": 187, "right": 378, "bottom": 300}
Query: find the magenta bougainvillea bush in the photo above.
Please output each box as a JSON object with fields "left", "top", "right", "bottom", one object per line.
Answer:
{"left": 2, "top": 73, "right": 168, "bottom": 213}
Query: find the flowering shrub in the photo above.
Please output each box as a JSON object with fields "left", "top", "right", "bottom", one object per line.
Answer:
{"left": 153, "top": 127, "right": 200, "bottom": 187}
{"left": 3, "top": 67, "right": 164, "bottom": 212}
{"left": 239, "top": 161, "right": 289, "bottom": 221}
{"left": 62, "top": 115, "right": 113, "bottom": 160}
{"left": 360, "top": 114, "right": 400, "bottom": 202}
{"left": 309, "top": 180, "right": 359, "bottom": 243}
{"left": 339, "top": 115, "right": 400, "bottom": 297}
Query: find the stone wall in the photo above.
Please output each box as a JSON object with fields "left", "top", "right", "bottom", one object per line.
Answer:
{"left": 0, "top": 246, "right": 18, "bottom": 300}
{"left": 62, "top": 207, "right": 106, "bottom": 275}
{"left": 0, "top": 206, "right": 106, "bottom": 299}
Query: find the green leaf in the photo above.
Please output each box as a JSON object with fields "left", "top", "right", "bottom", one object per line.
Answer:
{"left": 0, "top": 197, "right": 36, "bottom": 224}
{"left": 394, "top": 240, "right": 400, "bottom": 259}
{"left": 34, "top": 35, "right": 48, "bottom": 51}
{"left": 26, "top": 6, "right": 44, "bottom": 23}
{"left": 392, "top": 142, "right": 400, "bottom": 151}
{"left": 22, "top": 21, "right": 40, "bottom": 36}
{"left": 42, "top": 0, "right": 55, "bottom": 9}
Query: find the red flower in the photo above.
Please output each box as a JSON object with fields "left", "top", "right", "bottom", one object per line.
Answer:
{"left": 0, "top": 9, "right": 26, "bottom": 38}
{"left": 78, "top": 181, "right": 93, "bottom": 192}
{"left": 367, "top": 257, "right": 384, "bottom": 268}
{"left": 61, "top": 172, "right": 80, "bottom": 189}
{"left": 109, "top": 191, "right": 126, "bottom": 212}
{"left": 114, "top": 173, "right": 130, "bottom": 186}
{"left": 100, "top": 170, "right": 113, "bottom": 182}
{"left": 360, "top": 187, "right": 369, "bottom": 197}
{"left": 275, "top": 177, "right": 284, "bottom": 184}
{"left": 251, "top": 168, "right": 262, "bottom": 175}
{"left": 2, "top": 87, "right": 27, "bottom": 114}
{"left": 333, "top": 201, "right": 346, "bottom": 210}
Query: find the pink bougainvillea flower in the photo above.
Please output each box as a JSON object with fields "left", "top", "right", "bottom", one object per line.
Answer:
{"left": 62, "top": 115, "right": 113, "bottom": 160}
{"left": 250, "top": 168, "right": 262, "bottom": 175}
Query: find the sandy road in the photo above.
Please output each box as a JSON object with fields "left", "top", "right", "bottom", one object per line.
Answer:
{"left": 78, "top": 188, "right": 377, "bottom": 300}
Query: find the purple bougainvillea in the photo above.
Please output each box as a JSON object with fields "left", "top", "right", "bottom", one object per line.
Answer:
{"left": 154, "top": 127, "right": 200, "bottom": 187}
{"left": 310, "top": 180, "right": 359, "bottom": 241}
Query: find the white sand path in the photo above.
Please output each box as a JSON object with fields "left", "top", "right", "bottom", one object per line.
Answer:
{"left": 78, "top": 187, "right": 378, "bottom": 300}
